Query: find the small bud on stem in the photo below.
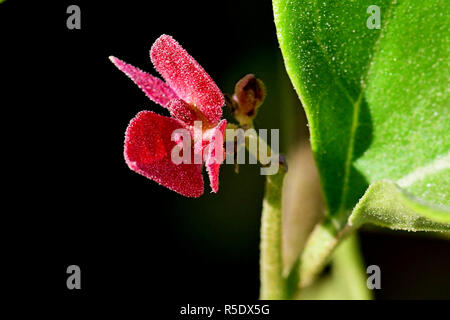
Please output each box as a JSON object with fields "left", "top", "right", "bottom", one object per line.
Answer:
{"left": 228, "top": 74, "right": 266, "bottom": 127}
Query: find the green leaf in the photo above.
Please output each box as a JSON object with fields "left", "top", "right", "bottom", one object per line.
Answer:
{"left": 349, "top": 180, "right": 450, "bottom": 232}
{"left": 274, "top": 0, "right": 450, "bottom": 288}
{"left": 273, "top": 0, "right": 449, "bottom": 226}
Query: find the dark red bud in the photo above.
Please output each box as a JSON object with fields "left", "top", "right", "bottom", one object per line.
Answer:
{"left": 233, "top": 74, "right": 266, "bottom": 119}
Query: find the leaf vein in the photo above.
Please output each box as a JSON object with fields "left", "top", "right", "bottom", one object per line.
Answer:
{"left": 397, "top": 152, "right": 450, "bottom": 188}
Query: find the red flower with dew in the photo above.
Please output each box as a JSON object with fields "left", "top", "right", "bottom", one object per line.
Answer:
{"left": 110, "top": 35, "right": 226, "bottom": 197}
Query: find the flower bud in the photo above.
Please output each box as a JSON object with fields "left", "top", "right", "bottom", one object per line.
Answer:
{"left": 230, "top": 74, "right": 266, "bottom": 125}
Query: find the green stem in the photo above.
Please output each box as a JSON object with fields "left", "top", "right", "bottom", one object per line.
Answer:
{"left": 332, "top": 233, "right": 372, "bottom": 300}
{"left": 259, "top": 170, "right": 287, "bottom": 299}
{"left": 289, "top": 217, "right": 353, "bottom": 289}
{"left": 236, "top": 123, "right": 288, "bottom": 299}
{"left": 294, "top": 233, "right": 372, "bottom": 300}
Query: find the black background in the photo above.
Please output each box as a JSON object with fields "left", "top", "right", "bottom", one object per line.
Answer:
{"left": 2, "top": 0, "right": 287, "bottom": 302}
{"left": 2, "top": 0, "right": 450, "bottom": 309}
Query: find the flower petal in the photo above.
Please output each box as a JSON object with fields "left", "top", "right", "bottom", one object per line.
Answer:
{"left": 168, "top": 99, "right": 197, "bottom": 126}
{"left": 124, "top": 111, "right": 204, "bottom": 197}
{"left": 150, "top": 35, "right": 224, "bottom": 124}
{"left": 109, "top": 56, "right": 178, "bottom": 108}
{"left": 204, "top": 120, "right": 227, "bottom": 193}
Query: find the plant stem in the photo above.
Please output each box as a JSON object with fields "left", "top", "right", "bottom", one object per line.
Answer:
{"left": 291, "top": 217, "right": 353, "bottom": 288}
{"left": 259, "top": 169, "right": 287, "bottom": 299}
{"left": 331, "top": 233, "right": 372, "bottom": 300}
{"left": 294, "top": 233, "right": 372, "bottom": 300}
{"left": 233, "top": 122, "right": 288, "bottom": 299}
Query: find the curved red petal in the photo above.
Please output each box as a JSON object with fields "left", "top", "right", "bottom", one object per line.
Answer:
{"left": 124, "top": 111, "right": 204, "bottom": 197}
{"left": 168, "top": 99, "right": 197, "bottom": 126}
{"left": 150, "top": 35, "right": 224, "bottom": 124}
{"left": 204, "top": 120, "right": 227, "bottom": 193}
{"left": 110, "top": 56, "right": 178, "bottom": 108}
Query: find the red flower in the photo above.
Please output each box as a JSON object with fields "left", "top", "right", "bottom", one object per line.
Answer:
{"left": 110, "top": 35, "right": 226, "bottom": 197}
